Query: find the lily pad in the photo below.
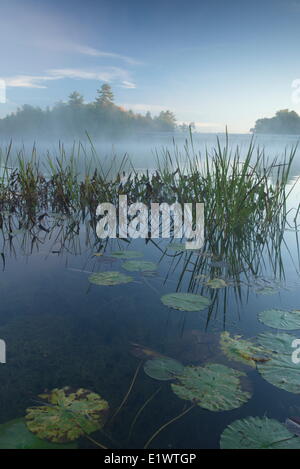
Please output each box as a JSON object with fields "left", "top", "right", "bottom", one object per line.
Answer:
{"left": 122, "top": 260, "right": 157, "bottom": 272}
{"left": 258, "top": 309, "right": 300, "bottom": 330}
{"left": 144, "top": 357, "right": 185, "bottom": 381}
{"left": 220, "top": 331, "right": 270, "bottom": 368}
{"left": 206, "top": 278, "right": 227, "bottom": 289}
{"left": 257, "top": 332, "right": 300, "bottom": 393}
{"left": 0, "top": 419, "right": 77, "bottom": 449}
{"left": 167, "top": 243, "right": 186, "bottom": 252}
{"left": 161, "top": 293, "right": 211, "bottom": 312}
{"left": 220, "top": 416, "right": 300, "bottom": 449}
{"left": 110, "top": 250, "right": 143, "bottom": 259}
{"left": 171, "top": 363, "right": 251, "bottom": 411}
{"left": 88, "top": 271, "right": 133, "bottom": 286}
{"left": 26, "top": 387, "right": 109, "bottom": 443}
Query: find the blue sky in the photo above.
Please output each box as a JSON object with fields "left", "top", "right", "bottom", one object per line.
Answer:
{"left": 1, "top": 0, "right": 300, "bottom": 132}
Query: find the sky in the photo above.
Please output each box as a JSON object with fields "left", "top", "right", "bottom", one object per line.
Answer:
{"left": 1, "top": 0, "right": 300, "bottom": 132}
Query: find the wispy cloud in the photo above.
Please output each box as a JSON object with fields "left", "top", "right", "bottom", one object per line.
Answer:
{"left": 48, "top": 67, "right": 132, "bottom": 82}
{"left": 120, "top": 81, "right": 136, "bottom": 89}
{"left": 4, "top": 67, "right": 136, "bottom": 89}
{"left": 5, "top": 75, "right": 61, "bottom": 89}
{"left": 35, "top": 39, "right": 143, "bottom": 65}
{"left": 72, "top": 44, "right": 143, "bottom": 65}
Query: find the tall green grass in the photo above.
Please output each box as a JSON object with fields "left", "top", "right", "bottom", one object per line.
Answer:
{"left": 0, "top": 136, "right": 297, "bottom": 243}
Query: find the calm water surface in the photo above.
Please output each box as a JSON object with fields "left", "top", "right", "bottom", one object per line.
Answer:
{"left": 0, "top": 136, "right": 300, "bottom": 449}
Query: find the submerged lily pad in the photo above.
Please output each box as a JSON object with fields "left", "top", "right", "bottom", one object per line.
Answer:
{"left": 122, "top": 260, "right": 157, "bottom": 272}
{"left": 26, "top": 387, "right": 109, "bottom": 443}
{"left": 161, "top": 293, "right": 211, "bottom": 312}
{"left": 144, "top": 357, "right": 184, "bottom": 381}
{"left": 254, "top": 286, "right": 279, "bottom": 295}
{"left": 171, "top": 363, "right": 251, "bottom": 411}
{"left": 257, "top": 332, "right": 300, "bottom": 393}
{"left": 206, "top": 278, "right": 227, "bottom": 289}
{"left": 0, "top": 419, "right": 77, "bottom": 449}
{"left": 220, "top": 331, "right": 270, "bottom": 368}
{"left": 110, "top": 250, "right": 143, "bottom": 259}
{"left": 258, "top": 309, "right": 300, "bottom": 330}
{"left": 220, "top": 417, "right": 300, "bottom": 449}
{"left": 88, "top": 271, "right": 133, "bottom": 286}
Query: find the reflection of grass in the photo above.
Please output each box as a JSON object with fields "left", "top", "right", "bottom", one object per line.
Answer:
{"left": 0, "top": 136, "right": 298, "bottom": 310}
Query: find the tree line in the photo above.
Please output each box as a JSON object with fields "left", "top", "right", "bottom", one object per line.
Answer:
{"left": 0, "top": 84, "right": 194, "bottom": 139}
{"left": 251, "top": 109, "right": 300, "bottom": 134}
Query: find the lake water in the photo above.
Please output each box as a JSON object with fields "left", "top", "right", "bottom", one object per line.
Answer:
{"left": 0, "top": 134, "right": 300, "bottom": 449}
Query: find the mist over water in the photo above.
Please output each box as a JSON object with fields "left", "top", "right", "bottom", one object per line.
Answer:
{"left": 1, "top": 132, "right": 300, "bottom": 178}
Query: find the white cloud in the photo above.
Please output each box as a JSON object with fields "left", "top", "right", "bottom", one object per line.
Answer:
{"left": 48, "top": 67, "right": 131, "bottom": 82}
{"left": 4, "top": 67, "right": 135, "bottom": 89}
{"left": 5, "top": 75, "right": 61, "bottom": 89}
{"left": 120, "top": 81, "right": 136, "bottom": 89}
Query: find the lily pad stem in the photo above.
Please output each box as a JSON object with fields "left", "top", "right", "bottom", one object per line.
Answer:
{"left": 144, "top": 403, "right": 196, "bottom": 449}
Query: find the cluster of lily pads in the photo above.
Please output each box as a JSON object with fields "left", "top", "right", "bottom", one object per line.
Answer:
{"left": 2, "top": 314, "right": 300, "bottom": 448}
{"left": 219, "top": 307, "right": 300, "bottom": 447}
{"left": 88, "top": 250, "right": 157, "bottom": 286}
{"left": 140, "top": 305, "right": 300, "bottom": 449}
{"left": 85, "top": 248, "right": 300, "bottom": 448}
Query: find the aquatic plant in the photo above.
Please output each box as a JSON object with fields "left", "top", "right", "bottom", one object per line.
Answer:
{"left": 220, "top": 331, "right": 270, "bottom": 368}
{"left": 110, "top": 250, "right": 143, "bottom": 259}
{"left": 0, "top": 418, "right": 77, "bottom": 449}
{"left": 258, "top": 309, "right": 300, "bottom": 330}
{"left": 144, "top": 357, "right": 184, "bottom": 381}
{"left": 171, "top": 363, "right": 251, "bottom": 411}
{"left": 257, "top": 332, "right": 300, "bottom": 393}
{"left": 25, "top": 387, "right": 109, "bottom": 443}
{"left": 161, "top": 292, "right": 211, "bottom": 311}
{"left": 122, "top": 260, "right": 157, "bottom": 272}
{"left": 220, "top": 416, "right": 300, "bottom": 449}
{"left": 88, "top": 271, "right": 133, "bottom": 286}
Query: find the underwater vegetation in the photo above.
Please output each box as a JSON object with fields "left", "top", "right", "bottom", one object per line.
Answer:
{"left": 3, "top": 319, "right": 300, "bottom": 449}
{"left": 1, "top": 136, "right": 300, "bottom": 449}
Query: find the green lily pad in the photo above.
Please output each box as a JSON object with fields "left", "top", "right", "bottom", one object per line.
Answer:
{"left": 167, "top": 243, "right": 186, "bottom": 252}
{"left": 206, "top": 278, "right": 227, "bottom": 289}
{"left": 171, "top": 363, "right": 251, "bottom": 411}
{"left": 161, "top": 293, "right": 211, "bottom": 312}
{"left": 26, "top": 387, "right": 109, "bottom": 443}
{"left": 257, "top": 332, "right": 300, "bottom": 393}
{"left": 122, "top": 260, "right": 157, "bottom": 272}
{"left": 110, "top": 251, "right": 143, "bottom": 259}
{"left": 220, "top": 416, "right": 300, "bottom": 449}
{"left": 258, "top": 309, "right": 300, "bottom": 330}
{"left": 144, "top": 357, "right": 185, "bottom": 381}
{"left": 88, "top": 271, "right": 133, "bottom": 286}
{"left": 0, "top": 419, "right": 77, "bottom": 449}
{"left": 220, "top": 331, "right": 270, "bottom": 368}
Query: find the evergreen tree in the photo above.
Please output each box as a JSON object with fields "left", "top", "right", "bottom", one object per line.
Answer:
{"left": 95, "top": 84, "right": 114, "bottom": 106}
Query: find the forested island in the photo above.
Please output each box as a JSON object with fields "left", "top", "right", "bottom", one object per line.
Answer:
{"left": 0, "top": 84, "right": 195, "bottom": 140}
{"left": 251, "top": 109, "right": 300, "bottom": 135}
